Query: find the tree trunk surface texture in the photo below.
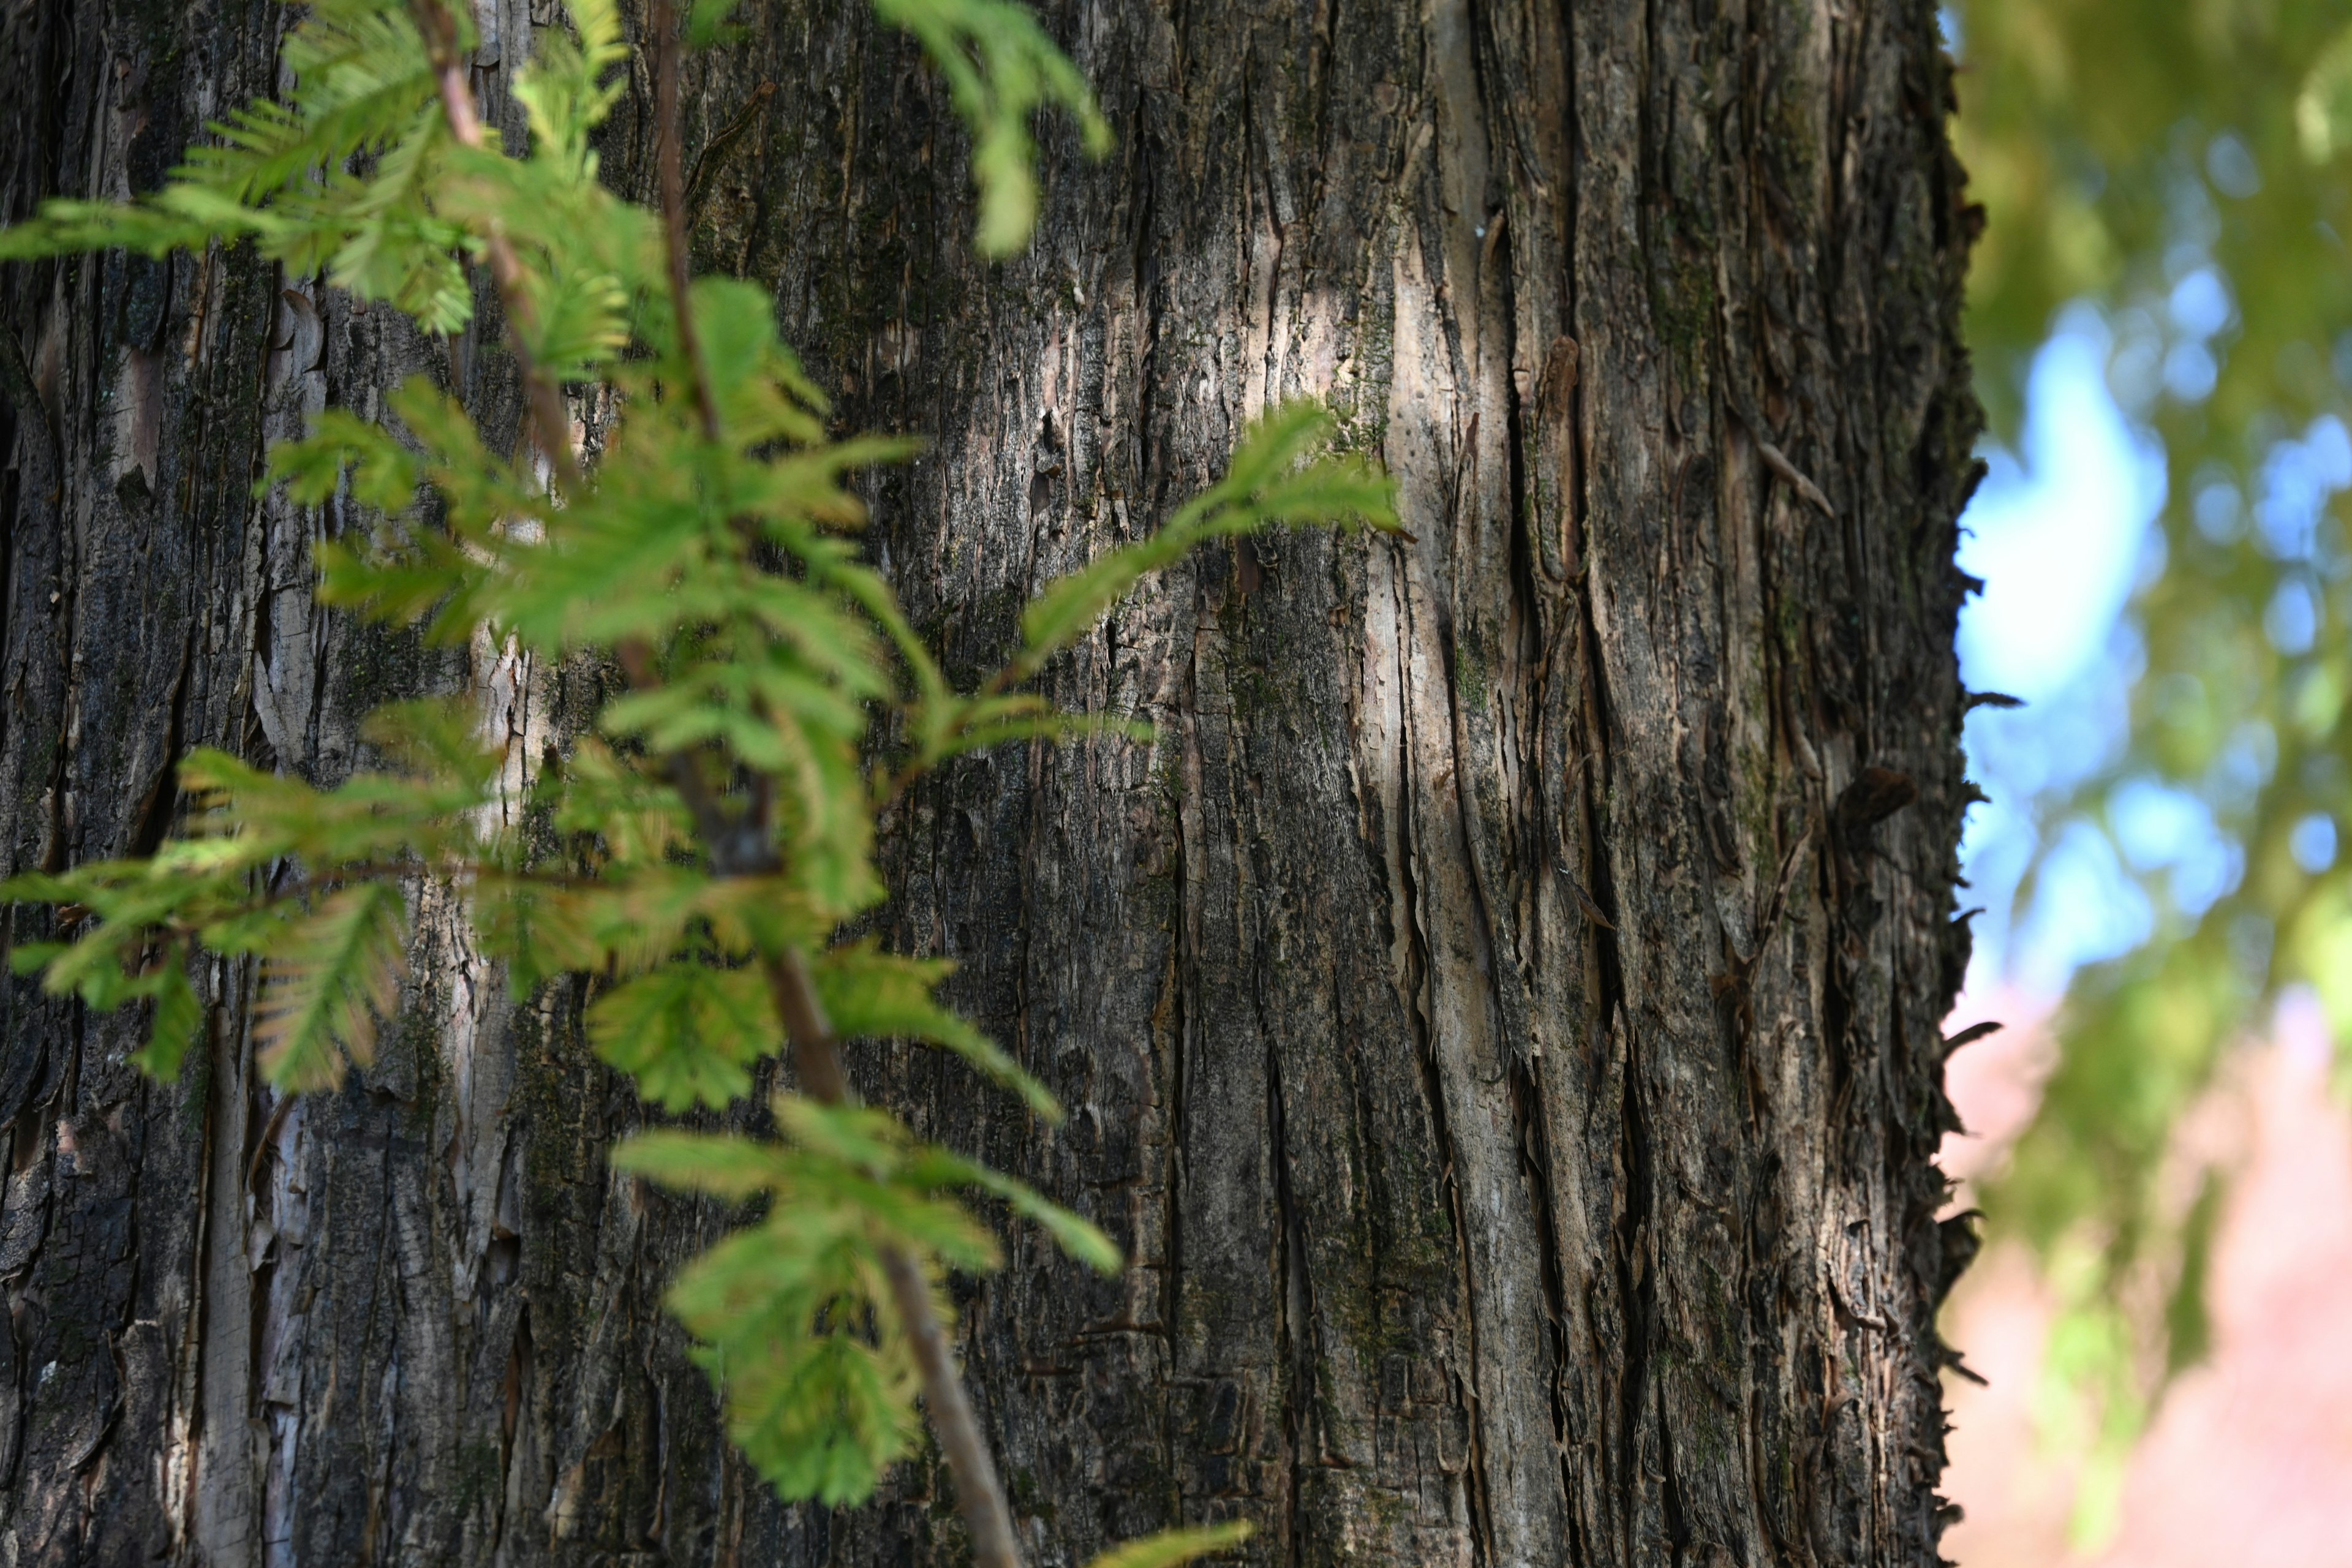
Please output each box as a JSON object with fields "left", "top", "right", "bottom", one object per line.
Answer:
{"left": 0, "top": 0, "right": 1981, "bottom": 1564}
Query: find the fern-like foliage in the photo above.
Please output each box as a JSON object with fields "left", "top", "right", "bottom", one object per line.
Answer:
{"left": 617, "top": 1095, "right": 1120, "bottom": 1501}
{"left": 252, "top": 881, "right": 412, "bottom": 1090}
{"left": 0, "top": 2, "right": 1394, "bottom": 1561}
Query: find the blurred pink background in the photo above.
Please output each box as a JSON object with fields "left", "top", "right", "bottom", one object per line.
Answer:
{"left": 1937, "top": 990, "right": 2352, "bottom": 1566}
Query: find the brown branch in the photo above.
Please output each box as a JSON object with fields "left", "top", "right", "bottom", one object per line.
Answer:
{"left": 650, "top": 12, "right": 988, "bottom": 835}
{"left": 369, "top": 74, "right": 1019, "bottom": 1551}
{"left": 650, "top": 0, "right": 725, "bottom": 447}
{"left": 881, "top": 1242, "right": 1024, "bottom": 1561}
{"left": 762, "top": 947, "right": 1024, "bottom": 1568}
{"left": 1727, "top": 401, "right": 1836, "bottom": 521}
{"left": 616, "top": 627, "right": 1026, "bottom": 1568}
{"left": 637, "top": 14, "right": 1031, "bottom": 1527}
{"left": 409, "top": 0, "right": 584, "bottom": 496}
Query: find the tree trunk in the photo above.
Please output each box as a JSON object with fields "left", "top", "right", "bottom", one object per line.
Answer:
{"left": 0, "top": 0, "right": 1980, "bottom": 1563}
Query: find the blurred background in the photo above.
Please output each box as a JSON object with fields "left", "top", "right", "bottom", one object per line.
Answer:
{"left": 1937, "top": 1, "right": 2352, "bottom": 1561}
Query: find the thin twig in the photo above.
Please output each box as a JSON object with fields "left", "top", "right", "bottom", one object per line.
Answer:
{"left": 1727, "top": 401, "right": 1836, "bottom": 521}
{"left": 651, "top": 0, "right": 725, "bottom": 447}
{"left": 762, "top": 946, "right": 1025, "bottom": 1568}
{"left": 410, "top": 0, "right": 584, "bottom": 495}
{"left": 383, "top": 50, "right": 1019, "bottom": 1536}
{"left": 1753, "top": 434, "right": 1836, "bottom": 520}
{"left": 622, "top": 42, "right": 1033, "bottom": 1533}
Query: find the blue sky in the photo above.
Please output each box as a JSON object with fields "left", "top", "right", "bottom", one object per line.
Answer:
{"left": 1958, "top": 307, "right": 2165, "bottom": 993}
{"left": 1958, "top": 303, "right": 2352, "bottom": 996}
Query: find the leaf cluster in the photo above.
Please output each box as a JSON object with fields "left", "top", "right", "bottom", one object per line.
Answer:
{"left": 617, "top": 1095, "right": 1115, "bottom": 1501}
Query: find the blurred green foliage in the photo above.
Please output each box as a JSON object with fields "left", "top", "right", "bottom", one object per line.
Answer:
{"left": 1953, "top": 0, "right": 2352, "bottom": 1541}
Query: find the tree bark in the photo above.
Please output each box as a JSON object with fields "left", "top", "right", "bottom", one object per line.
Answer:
{"left": 0, "top": 0, "right": 1981, "bottom": 1563}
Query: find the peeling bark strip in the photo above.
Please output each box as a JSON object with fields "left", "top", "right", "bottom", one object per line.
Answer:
{"left": 0, "top": 0, "right": 1977, "bottom": 1564}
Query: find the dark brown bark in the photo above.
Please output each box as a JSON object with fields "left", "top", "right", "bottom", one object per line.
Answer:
{"left": 0, "top": 0, "right": 1981, "bottom": 1563}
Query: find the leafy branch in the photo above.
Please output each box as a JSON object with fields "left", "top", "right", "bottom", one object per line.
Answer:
{"left": 0, "top": 1, "right": 1396, "bottom": 1562}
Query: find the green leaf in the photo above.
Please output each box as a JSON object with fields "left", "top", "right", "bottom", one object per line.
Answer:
{"left": 1085, "top": 1521, "right": 1255, "bottom": 1568}
{"left": 0, "top": 0, "right": 453, "bottom": 311}
{"left": 508, "top": 0, "right": 629, "bottom": 167}
{"left": 165, "top": 741, "right": 484, "bottom": 872}
{"left": 625, "top": 1110, "right": 949, "bottom": 1507}
{"left": 2297, "top": 22, "right": 2352, "bottom": 162}
{"left": 131, "top": 959, "right": 206, "bottom": 1080}
{"left": 1017, "top": 402, "right": 1396, "bottom": 673}
{"left": 906, "top": 1144, "right": 1121, "bottom": 1274}
{"left": 6, "top": 940, "right": 67, "bottom": 976}
{"left": 871, "top": 0, "right": 1112, "bottom": 256}
{"left": 706, "top": 1320, "right": 918, "bottom": 1505}
{"left": 0, "top": 192, "right": 278, "bottom": 263}
{"left": 685, "top": 0, "right": 749, "bottom": 46}
{"left": 614, "top": 1129, "right": 791, "bottom": 1200}
{"left": 253, "top": 882, "right": 410, "bottom": 1091}
{"left": 357, "top": 698, "right": 505, "bottom": 790}
{"left": 768, "top": 1096, "right": 912, "bottom": 1174}
{"left": 812, "top": 939, "right": 1060, "bottom": 1118}
{"left": 589, "top": 962, "right": 781, "bottom": 1112}
{"left": 265, "top": 408, "right": 420, "bottom": 509}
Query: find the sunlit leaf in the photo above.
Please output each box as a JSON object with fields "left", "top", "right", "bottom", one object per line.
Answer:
{"left": 589, "top": 962, "right": 780, "bottom": 1111}
{"left": 1085, "top": 1521, "right": 1255, "bottom": 1568}
{"left": 254, "top": 882, "right": 410, "bottom": 1091}
{"left": 813, "top": 939, "right": 1060, "bottom": 1118}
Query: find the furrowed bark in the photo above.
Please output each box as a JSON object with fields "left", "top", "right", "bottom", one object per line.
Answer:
{"left": 0, "top": 1, "right": 1982, "bottom": 1564}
